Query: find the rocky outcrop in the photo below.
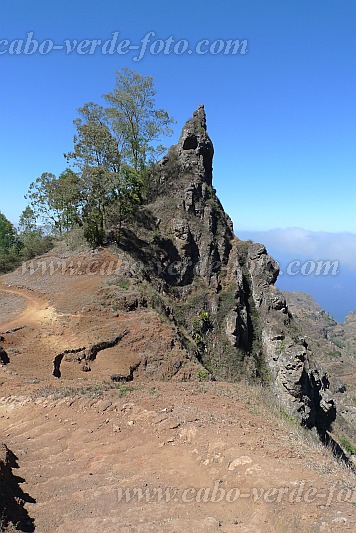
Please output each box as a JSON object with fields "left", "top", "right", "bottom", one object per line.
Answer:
{"left": 238, "top": 244, "right": 337, "bottom": 438}
{"left": 0, "top": 345, "right": 9, "bottom": 365}
{"left": 150, "top": 104, "right": 233, "bottom": 288}
{"left": 0, "top": 443, "right": 35, "bottom": 531}
{"left": 283, "top": 291, "right": 356, "bottom": 446}
{"left": 0, "top": 336, "right": 9, "bottom": 365}
{"left": 121, "top": 106, "right": 339, "bottom": 440}
{"left": 344, "top": 311, "right": 356, "bottom": 357}
{"left": 53, "top": 330, "right": 129, "bottom": 377}
{"left": 110, "top": 361, "right": 141, "bottom": 383}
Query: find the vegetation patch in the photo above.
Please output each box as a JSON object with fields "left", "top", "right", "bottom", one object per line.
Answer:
{"left": 337, "top": 435, "right": 356, "bottom": 455}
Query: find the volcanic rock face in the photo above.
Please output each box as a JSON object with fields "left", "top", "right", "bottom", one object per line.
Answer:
{"left": 283, "top": 291, "right": 356, "bottom": 445}
{"left": 177, "top": 103, "right": 214, "bottom": 188}
{"left": 343, "top": 311, "right": 356, "bottom": 357}
{"left": 151, "top": 104, "right": 234, "bottom": 287}
{"left": 130, "top": 106, "right": 336, "bottom": 438}
{"left": 232, "top": 242, "right": 336, "bottom": 436}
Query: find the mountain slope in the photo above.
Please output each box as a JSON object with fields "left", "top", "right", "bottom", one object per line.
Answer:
{"left": 0, "top": 106, "right": 355, "bottom": 532}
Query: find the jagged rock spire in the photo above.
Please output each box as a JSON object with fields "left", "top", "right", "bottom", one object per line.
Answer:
{"left": 176, "top": 104, "right": 214, "bottom": 187}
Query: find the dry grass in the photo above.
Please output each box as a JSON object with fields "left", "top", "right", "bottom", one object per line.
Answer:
{"left": 200, "top": 379, "right": 355, "bottom": 481}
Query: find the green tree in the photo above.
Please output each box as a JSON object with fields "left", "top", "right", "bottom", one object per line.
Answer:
{"left": 26, "top": 169, "right": 82, "bottom": 235}
{"left": 0, "top": 212, "right": 18, "bottom": 253}
{"left": 65, "top": 68, "right": 174, "bottom": 245}
{"left": 0, "top": 212, "right": 21, "bottom": 272}
{"left": 104, "top": 68, "right": 175, "bottom": 169}
{"left": 18, "top": 205, "right": 37, "bottom": 233}
{"left": 80, "top": 166, "right": 114, "bottom": 245}
{"left": 66, "top": 103, "right": 121, "bottom": 172}
{"left": 18, "top": 206, "right": 53, "bottom": 260}
{"left": 55, "top": 169, "right": 83, "bottom": 230}
{"left": 105, "top": 165, "right": 143, "bottom": 242}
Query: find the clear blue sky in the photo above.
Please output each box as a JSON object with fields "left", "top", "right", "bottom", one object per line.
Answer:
{"left": 1, "top": 0, "right": 355, "bottom": 233}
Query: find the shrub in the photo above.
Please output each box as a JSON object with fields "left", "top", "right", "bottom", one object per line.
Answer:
{"left": 337, "top": 435, "right": 356, "bottom": 455}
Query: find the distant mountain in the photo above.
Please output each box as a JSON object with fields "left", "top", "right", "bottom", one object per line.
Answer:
{"left": 284, "top": 291, "right": 356, "bottom": 359}
{"left": 344, "top": 311, "right": 356, "bottom": 357}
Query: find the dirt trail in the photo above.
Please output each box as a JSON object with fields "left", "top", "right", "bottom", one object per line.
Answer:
{"left": 0, "top": 270, "right": 151, "bottom": 383}
{"left": 0, "top": 383, "right": 355, "bottom": 533}
{"left": 0, "top": 284, "right": 91, "bottom": 334}
{"left": 0, "top": 284, "right": 54, "bottom": 332}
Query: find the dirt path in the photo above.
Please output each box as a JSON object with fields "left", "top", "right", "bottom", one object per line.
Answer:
{"left": 0, "top": 277, "right": 146, "bottom": 383}
{"left": 0, "top": 383, "right": 355, "bottom": 533}
{"left": 0, "top": 284, "right": 55, "bottom": 332}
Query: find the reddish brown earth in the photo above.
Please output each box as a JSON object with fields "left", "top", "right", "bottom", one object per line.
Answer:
{"left": 0, "top": 248, "right": 355, "bottom": 532}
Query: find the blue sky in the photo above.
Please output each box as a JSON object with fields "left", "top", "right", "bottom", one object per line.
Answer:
{"left": 1, "top": 1, "right": 355, "bottom": 319}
